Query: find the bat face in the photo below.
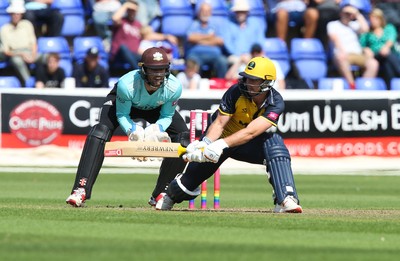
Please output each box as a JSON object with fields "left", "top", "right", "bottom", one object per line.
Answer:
{"left": 104, "top": 141, "right": 186, "bottom": 158}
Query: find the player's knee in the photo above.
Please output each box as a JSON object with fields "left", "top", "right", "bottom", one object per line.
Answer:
{"left": 167, "top": 174, "right": 200, "bottom": 203}
{"left": 89, "top": 124, "right": 112, "bottom": 141}
{"left": 263, "top": 134, "right": 291, "bottom": 160}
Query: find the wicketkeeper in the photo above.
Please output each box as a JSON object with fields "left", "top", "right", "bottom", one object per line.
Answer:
{"left": 66, "top": 47, "right": 189, "bottom": 207}
{"left": 156, "top": 57, "right": 303, "bottom": 213}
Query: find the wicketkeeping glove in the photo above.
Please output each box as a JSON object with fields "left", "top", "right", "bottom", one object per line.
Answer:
{"left": 204, "top": 139, "right": 229, "bottom": 163}
{"left": 128, "top": 124, "right": 144, "bottom": 142}
{"left": 144, "top": 124, "right": 171, "bottom": 143}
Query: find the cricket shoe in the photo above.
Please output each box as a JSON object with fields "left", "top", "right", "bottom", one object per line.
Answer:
{"left": 155, "top": 193, "right": 175, "bottom": 210}
{"left": 273, "top": 196, "right": 302, "bottom": 213}
{"left": 66, "top": 188, "right": 86, "bottom": 207}
{"left": 148, "top": 196, "right": 156, "bottom": 207}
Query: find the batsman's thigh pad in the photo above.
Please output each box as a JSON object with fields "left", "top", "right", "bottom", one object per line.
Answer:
{"left": 167, "top": 174, "right": 201, "bottom": 203}
{"left": 263, "top": 134, "right": 299, "bottom": 204}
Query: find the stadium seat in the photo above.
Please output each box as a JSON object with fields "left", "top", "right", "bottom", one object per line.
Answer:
{"left": 37, "top": 37, "right": 73, "bottom": 77}
{"left": 340, "top": 0, "right": 371, "bottom": 14}
{"left": 264, "top": 37, "right": 290, "bottom": 76}
{"left": 390, "top": 78, "right": 400, "bottom": 91}
{"left": 355, "top": 77, "right": 387, "bottom": 91}
{"left": 0, "top": 76, "right": 21, "bottom": 88}
{"left": 37, "top": 37, "right": 71, "bottom": 59}
{"left": 25, "top": 76, "right": 36, "bottom": 88}
{"left": 73, "top": 36, "right": 109, "bottom": 69}
{"left": 160, "top": 0, "right": 194, "bottom": 37}
{"left": 52, "top": 0, "right": 85, "bottom": 37}
{"left": 318, "top": 77, "right": 350, "bottom": 90}
{"left": 290, "top": 38, "right": 328, "bottom": 81}
{"left": 0, "top": 13, "right": 10, "bottom": 28}
{"left": 195, "top": 0, "right": 228, "bottom": 16}
{"left": 247, "top": 0, "right": 267, "bottom": 33}
{"left": 109, "top": 77, "right": 119, "bottom": 88}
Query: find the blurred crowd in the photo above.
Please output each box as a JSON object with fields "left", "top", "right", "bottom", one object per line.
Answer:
{"left": 0, "top": 0, "right": 399, "bottom": 90}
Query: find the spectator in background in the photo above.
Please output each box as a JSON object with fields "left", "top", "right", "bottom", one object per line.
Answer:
{"left": 35, "top": 52, "right": 65, "bottom": 88}
{"left": 176, "top": 59, "right": 201, "bottom": 90}
{"left": 0, "top": 0, "right": 37, "bottom": 87}
{"left": 92, "top": 0, "right": 122, "bottom": 52}
{"left": 327, "top": 4, "right": 378, "bottom": 90}
{"left": 250, "top": 44, "right": 286, "bottom": 90}
{"left": 371, "top": 0, "right": 400, "bottom": 34}
{"left": 136, "top": 0, "right": 161, "bottom": 26}
{"left": 185, "top": 2, "right": 228, "bottom": 78}
{"left": 110, "top": 0, "right": 178, "bottom": 70}
{"left": 360, "top": 8, "right": 400, "bottom": 88}
{"left": 224, "top": 0, "right": 266, "bottom": 80}
{"left": 23, "top": 0, "right": 64, "bottom": 37}
{"left": 72, "top": 47, "right": 109, "bottom": 88}
{"left": 227, "top": 43, "right": 286, "bottom": 90}
{"left": 303, "top": 0, "right": 340, "bottom": 48}
{"left": 268, "top": 0, "right": 307, "bottom": 42}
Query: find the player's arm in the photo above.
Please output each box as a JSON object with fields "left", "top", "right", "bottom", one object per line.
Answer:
{"left": 223, "top": 116, "right": 274, "bottom": 147}
{"left": 204, "top": 111, "right": 230, "bottom": 142}
{"left": 115, "top": 84, "right": 135, "bottom": 134}
{"left": 156, "top": 86, "right": 182, "bottom": 131}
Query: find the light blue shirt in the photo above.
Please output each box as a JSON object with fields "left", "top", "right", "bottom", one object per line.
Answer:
{"left": 116, "top": 70, "right": 182, "bottom": 134}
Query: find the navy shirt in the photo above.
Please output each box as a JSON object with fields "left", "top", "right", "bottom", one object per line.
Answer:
{"left": 35, "top": 64, "right": 65, "bottom": 88}
{"left": 72, "top": 62, "right": 109, "bottom": 88}
{"left": 217, "top": 84, "right": 285, "bottom": 138}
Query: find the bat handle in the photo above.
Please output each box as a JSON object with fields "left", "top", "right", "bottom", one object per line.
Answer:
{"left": 177, "top": 145, "right": 187, "bottom": 156}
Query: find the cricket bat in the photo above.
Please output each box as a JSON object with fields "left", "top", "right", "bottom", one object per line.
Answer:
{"left": 104, "top": 141, "right": 187, "bottom": 158}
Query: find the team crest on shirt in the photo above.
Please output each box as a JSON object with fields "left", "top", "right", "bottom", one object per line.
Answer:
{"left": 157, "top": 100, "right": 165, "bottom": 106}
{"left": 153, "top": 52, "right": 164, "bottom": 61}
{"left": 267, "top": 112, "right": 279, "bottom": 121}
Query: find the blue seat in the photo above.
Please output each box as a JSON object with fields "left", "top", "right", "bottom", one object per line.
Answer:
{"left": 109, "top": 77, "right": 119, "bottom": 88}
{"left": 52, "top": 0, "right": 85, "bottom": 36}
{"left": 37, "top": 37, "right": 71, "bottom": 59}
{"left": 264, "top": 38, "right": 290, "bottom": 76}
{"left": 73, "top": 36, "right": 109, "bottom": 69}
{"left": 0, "top": 76, "right": 21, "bottom": 88}
{"left": 390, "top": 78, "right": 400, "bottom": 91}
{"left": 160, "top": 0, "right": 194, "bottom": 37}
{"left": 340, "top": 0, "right": 371, "bottom": 14}
{"left": 37, "top": 36, "right": 73, "bottom": 76}
{"left": 195, "top": 0, "right": 228, "bottom": 16}
{"left": 0, "top": 13, "right": 10, "bottom": 28}
{"left": 318, "top": 77, "right": 350, "bottom": 90}
{"left": 291, "top": 38, "right": 327, "bottom": 81}
{"left": 355, "top": 77, "right": 387, "bottom": 90}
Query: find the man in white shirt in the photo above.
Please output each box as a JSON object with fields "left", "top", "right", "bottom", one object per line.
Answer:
{"left": 327, "top": 4, "right": 379, "bottom": 89}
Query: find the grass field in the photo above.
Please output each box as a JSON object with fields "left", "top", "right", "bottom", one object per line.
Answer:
{"left": 0, "top": 170, "right": 399, "bottom": 261}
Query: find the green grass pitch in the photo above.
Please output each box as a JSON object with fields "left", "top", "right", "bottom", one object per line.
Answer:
{"left": 0, "top": 170, "right": 399, "bottom": 261}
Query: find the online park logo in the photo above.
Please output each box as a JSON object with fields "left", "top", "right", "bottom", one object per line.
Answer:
{"left": 9, "top": 100, "right": 64, "bottom": 146}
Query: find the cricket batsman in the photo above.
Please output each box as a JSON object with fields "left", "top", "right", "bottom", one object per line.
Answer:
{"left": 66, "top": 47, "right": 189, "bottom": 207}
{"left": 156, "top": 57, "right": 303, "bottom": 213}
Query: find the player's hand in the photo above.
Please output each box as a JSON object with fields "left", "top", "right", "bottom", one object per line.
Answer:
{"left": 182, "top": 150, "right": 207, "bottom": 163}
{"left": 145, "top": 132, "right": 171, "bottom": 143}
{"left": 203, "top": 139, "right": 228, "bottom": 163}
{"left": 128, "top": 125, "right": 144, "bottom": 142}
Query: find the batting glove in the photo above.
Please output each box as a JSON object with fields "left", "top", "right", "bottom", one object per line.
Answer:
{"left": 182, "top": 149, "right": 207, "bottom": 163}
{"left": 204, "top": 139, "right": 229, "bottom": 163}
